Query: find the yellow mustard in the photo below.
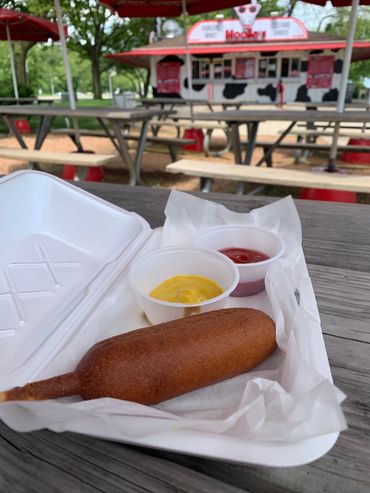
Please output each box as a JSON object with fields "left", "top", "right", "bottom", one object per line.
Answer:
{"left": 150, "top": 275, "right": 223, "bottom": 304}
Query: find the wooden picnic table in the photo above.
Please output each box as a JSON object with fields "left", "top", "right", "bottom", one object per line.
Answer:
{"left": 0, "top": 183, "right": 369, "bottom": 493}
{"left": 0, "top": 105, "right": 172, "bottom": 185}
{"left": 194, "top": 109, "right": 370, "bottom": 192}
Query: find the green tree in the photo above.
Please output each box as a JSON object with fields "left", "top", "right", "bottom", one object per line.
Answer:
{"left": 0, "top": 0, "right": 41, "bottom": 88}
{"left": 0, "top": 0, "right": 154, "bottom": 99}
{"left": 324, "top": 7, "right": 370, "bottom": 90}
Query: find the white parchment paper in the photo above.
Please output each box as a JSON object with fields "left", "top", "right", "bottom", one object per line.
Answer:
{"left": 0, "top": 191, "right": 347, "bottom": 445}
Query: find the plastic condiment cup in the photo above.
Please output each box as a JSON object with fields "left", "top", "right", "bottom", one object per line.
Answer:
{"left": 193, "top": 225, "right": 284, "bottom": 297}
{"left": 128, "top": 246, "right": 239, "bottom": 325}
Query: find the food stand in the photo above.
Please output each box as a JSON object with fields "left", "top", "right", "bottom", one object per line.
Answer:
{"left": 108, "top": 3, "right": 370, "bottom": 105}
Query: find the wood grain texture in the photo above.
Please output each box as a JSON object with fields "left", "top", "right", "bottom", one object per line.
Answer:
{"left": 0, "top": 184, "right": 369, "bottom": 493}
{"left": 0, "top": 147, "right": 116, "bottom": 166}
{"left": 166, "top": 160, "right": 370, "bottom": 192}
{"left": 194, "top": 109, "right": 370, "bottom": 123}
{"left": 0, "top": 106, "right": 171, "bottom": 121}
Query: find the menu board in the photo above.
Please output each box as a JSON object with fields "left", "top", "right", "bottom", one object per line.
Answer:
{"left": 307, "top": 56, "right": 334, "bottom": 89}
{"left": 157, "top": 62, "right": 181, "bottom": 94}
{"left": 235, "top": 58, "right": 255, "bottom": 79}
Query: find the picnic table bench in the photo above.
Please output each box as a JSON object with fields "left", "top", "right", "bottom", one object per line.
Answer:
{"left": 288, "top": 129, "right": 370, "bottom": 139}
{"left": 252, "top": 140, "right": 370, "bottom": 166}
{"left": 148, "top": 118, "right": 231, "bottom": 157}
{"left": 0, "top": 105, "right": 172, "bottom": 185}
{"left": 192, "top": 109, "right": 370, "bottom": 190}
{"left": 51, "top": 128, "right": 196, "bottom": 161}
{"left": 0, "top": 146, "right": 117, "bottom": 179}
{"left": 166, "top": 159, "right": 370, "bottom": 194}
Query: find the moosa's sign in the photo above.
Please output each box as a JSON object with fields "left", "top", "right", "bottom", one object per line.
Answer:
{"left": 188, "top": 4, "right": 307, "bottom": 44}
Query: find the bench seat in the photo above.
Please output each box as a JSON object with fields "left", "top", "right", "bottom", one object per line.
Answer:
{"left": 51, "top": 128, "right": 196, "bottom": 160}
{"left": 253, "top": 141, "right": 370, "bottom": 153}
{"left": 51, "top": 128, "right": 196, "bottom": 145}
{"left": 0, "top": 146, "right": 116, "bottom": 167}
{"left": 166, "top": 159, "right": 370, "bottom": 193}
{"left": 285, "top": 130, "right": 370, "bottom": 139}
{"left": 149, "top": 119, "right": 228, "bottom": 130}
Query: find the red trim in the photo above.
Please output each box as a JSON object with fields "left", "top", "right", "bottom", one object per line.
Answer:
{"left": 107, "top": 40, "right": 370, "bottom": 59}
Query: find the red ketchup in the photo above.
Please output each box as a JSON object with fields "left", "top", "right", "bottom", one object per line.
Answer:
{"left": 219, "top": 247, "right": 269, "bottom": 264}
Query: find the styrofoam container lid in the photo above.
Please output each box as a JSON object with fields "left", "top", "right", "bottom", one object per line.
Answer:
{"left": 0, "top": 171, "right": 151, "bottom": 388}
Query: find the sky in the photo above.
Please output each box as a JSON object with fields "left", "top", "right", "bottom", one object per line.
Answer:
{"left": 288, "top": 2, "right": 337, "bottom": 30}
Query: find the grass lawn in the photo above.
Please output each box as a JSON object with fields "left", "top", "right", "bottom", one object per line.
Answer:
{"left": 0, "top": 99, "right": 114, "bottom": 133}
{"left": 31, "top": 98, "right": 114, "bottom": 131}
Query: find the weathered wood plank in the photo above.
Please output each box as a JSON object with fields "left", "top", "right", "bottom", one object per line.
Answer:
{"left": 166, "top": 160, "right": 370, "bottom": 193}
{"left": 309, "top": 265, "right": 370, "bottom": 342}
{"left": 77, "top": 184, "right": 370, "bottom": 272}
{"left": 0, "top": 147, "right": 117, "bottom": 167}
{"left": 0, "top": 423, "right": 248, "bottom": 493}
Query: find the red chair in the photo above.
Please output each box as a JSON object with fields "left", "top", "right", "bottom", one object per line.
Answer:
{"left": 63, "top": 150, "right": 104, "bottom": 182}
{"left": 182, "top": 128, "right": 204, "bottom": 152}
{"left": 299, "top": 188, "right": 357, "bottom": 203}
{"left": 14, "top": 119, "right": 31, "bottom": 134}
{"left": 341, "top": 138, "right": 370, "bottom": 165}
{"left": 63, "top": 165, "right": 104, "bottom": 182}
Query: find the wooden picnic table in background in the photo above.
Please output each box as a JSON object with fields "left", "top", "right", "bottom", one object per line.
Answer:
{"left": 0, "top": 105, "right": 173, "bottom": 184}
{"left": 194, "top": 109, "right": 370, "bottom": 190}
{"left": 0, "top": 183, "right": 369, "bottom": 493}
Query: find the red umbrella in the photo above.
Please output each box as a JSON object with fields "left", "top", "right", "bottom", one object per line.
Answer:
{"left": 0, "top": 8, "right": 61, "bottom": 41}
{"left": 303, "top": 0, "right": 369, "bottom": 4}
{"left": 0, "top": 8, "right": 64, "bottom": 99}
{"left": 101, "top": 0, "right": 253, "bottom": 17}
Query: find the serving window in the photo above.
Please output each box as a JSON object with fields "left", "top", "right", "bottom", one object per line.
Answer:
{"left": 213, "top": 58, "right": 232, "bottom": 79}
{"left": 192, "top": 59, "right": 211, "bottom": 80}
{"left": 258, "top": 58, "right": 277, "bottom": 79}
{"left": 281, "top": 57, "right": 300, "bottom": 78}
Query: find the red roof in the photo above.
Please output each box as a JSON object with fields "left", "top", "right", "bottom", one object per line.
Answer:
{"left": 107, "top": 34, "right": 370, "bottom": 67}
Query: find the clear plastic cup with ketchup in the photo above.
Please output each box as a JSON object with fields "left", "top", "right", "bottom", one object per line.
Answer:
{"left": 193, "top": 225, "right": 284, "bottom": 297}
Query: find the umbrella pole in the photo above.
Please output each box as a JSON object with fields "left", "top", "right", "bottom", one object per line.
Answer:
{"left": 182, "top": 0, "right": 194, "bottom": 120}
{"left": 327, "top": 0, "right": 359, "bottom": 172}
{"left": 54, "top": 0, "right": 76, "bottom": 110}
{"left": 6, "top": 23, "right": 19, "bottom": 100}
{"left": 54, "top": 0, "right": 83, "bottom": 152}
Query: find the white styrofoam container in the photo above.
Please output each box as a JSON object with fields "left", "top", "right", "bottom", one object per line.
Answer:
{"left": 0, "top": 170, "right": 151, "bottom": 388}
{"left": 0, "top": 171, "right": 341, "bottom": 468}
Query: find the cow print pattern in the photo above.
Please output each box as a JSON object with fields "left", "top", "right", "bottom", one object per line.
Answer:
{"left": 322, "top": 89, "right": 338, "bottom": 102}
{"left": 334, "top": 60, "right": 343, "bottom": 73}
{"left": 295, "top": 85, "right": 311, "bottom": 102}
{"left": 153, "top": 87, "right": 181, "bottom": 98}
{"left": 258, "top": 84, "right": 277, "bottom": 102}
{"left": 223, "top": 83, "right": 247, "bottom": 99}
{"left": 183, "top": 78, "right": 206, "bottom": 91}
